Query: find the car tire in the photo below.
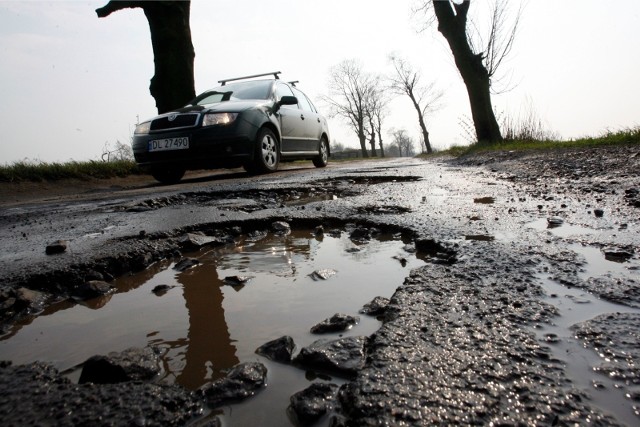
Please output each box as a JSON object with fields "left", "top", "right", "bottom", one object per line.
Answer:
{"left": 312, "top": 137, "right": 329, "bottom": 168}
{"left": 249, "top": 127, "right": 280, "bottom": 174}
{"left": 151, "top": 167, "right": 185, "bottom": 184}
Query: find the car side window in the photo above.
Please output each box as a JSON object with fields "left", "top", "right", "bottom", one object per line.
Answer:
{"left": 276, "top": 83, "right": 298, "bottom": 109}
{"left": 306, "top": 96, "right": 319, "bottom": 113}
{"left": 292, "top": 88, "right": 314, "bottom": 113}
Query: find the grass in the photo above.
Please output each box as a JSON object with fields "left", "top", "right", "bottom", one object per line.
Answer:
{"left": 2, "top": 127, "right": 637, "bottom": 182}
{"left": 0, "top": 159, "right": 142, "bottom": 183}
{"left": 427, "top": 126, "right": 640, "bottom": 158}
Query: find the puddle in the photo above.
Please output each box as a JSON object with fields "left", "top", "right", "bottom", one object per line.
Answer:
{"left": 571, "top": 243, "right": 638, "bottom": 279}
{"left": 535, "top": 276, "right": 640, "bottom": 425}
{"left": 284, "top": 193, "right": 337, "bottom": 206}
{"left": 464, "top": 234, "right": 495, "bottom": 242}
{"left": 336, "top": 175, "right": 422, "bottom": 184}
{"left": 525, "top": 218, "right": 599, "bottom": 238}
{"left": 473, "top": 196, "right": 495, "bottom": 204}
{"left": 535, "top": 241, "right": 640, "bottom": 425}
{"left": 0, "top": 228, "right": 423, "bottom": 426}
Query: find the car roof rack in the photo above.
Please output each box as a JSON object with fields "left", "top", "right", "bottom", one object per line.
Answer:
{"left": 218, "top": 71, "right": 281, "bottom": 86}
{"left": 288, "top": 81, "right": 299, "bottom": 87}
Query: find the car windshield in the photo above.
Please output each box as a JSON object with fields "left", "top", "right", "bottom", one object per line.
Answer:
{"left": 190, "top": 80, "right": 273, "bottom": 106}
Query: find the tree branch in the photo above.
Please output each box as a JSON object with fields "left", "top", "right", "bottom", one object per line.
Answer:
{"left": 96, "top": 1, "right": 146, "bottom": 18}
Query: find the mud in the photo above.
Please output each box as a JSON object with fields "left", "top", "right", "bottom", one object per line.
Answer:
{"left": 1, "top": 145, "right": 639, "bottom": 425}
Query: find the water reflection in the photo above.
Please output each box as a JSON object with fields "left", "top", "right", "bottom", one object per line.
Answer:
{"left": 0, "top": 228, "right": 424, "bottom": 426}
{"left": 160, "top": 263, "right": 239, "bottom": 389}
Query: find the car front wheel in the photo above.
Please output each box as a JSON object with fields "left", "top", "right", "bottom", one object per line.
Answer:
{"left": 313, "top": 137, "right": 329, "bottom": 168}
{"left": 248, "top": 128, "right": 280, "bottom": 174}
{"left": 151, "top": 167, "right": 185, "bottom": 185}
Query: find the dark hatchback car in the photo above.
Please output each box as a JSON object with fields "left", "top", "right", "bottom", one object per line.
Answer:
{"left": 132, "top": 72, "right": 331, "bottom": 184}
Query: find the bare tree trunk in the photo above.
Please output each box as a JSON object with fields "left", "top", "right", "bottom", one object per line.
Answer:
{"left": 368, "top": 117, "right": 377, "bottom": 157}
{"left": 432, "top": 0, "right": 502, "bottom": 144}
{"left": 357, "top": 122, "right": 369, "bottom": 158}
{"left": 411, "top": 97, "right": 433, "bottom": 153}
{"left": 97, "top": 1, "right": 196, "bottom": 114}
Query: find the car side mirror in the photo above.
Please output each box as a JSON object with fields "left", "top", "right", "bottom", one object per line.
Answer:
{"left": 279, "top": 96, "right": 298, "bottom": 106}
{"left": 272, "top": 96, "right": 298, "bottom": 114}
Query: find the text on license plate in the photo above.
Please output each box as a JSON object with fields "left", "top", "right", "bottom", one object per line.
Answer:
{"left": 148, "top": 137, "right": 189, "bottom": 152}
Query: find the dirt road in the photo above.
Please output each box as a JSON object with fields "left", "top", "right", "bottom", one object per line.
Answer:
{"left": 1, "top": 146, "right": 639, "bottom": 426}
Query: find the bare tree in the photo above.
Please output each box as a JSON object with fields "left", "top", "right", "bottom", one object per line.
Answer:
{"left": 364, "top": 80, "right": 390, "bottom": 157}
{"left": 474, "top": 0, "right": 521, "bottom": 93}
{"left": 390, "top": 128, "right": 415, "bottom": 157}
{"left": 322, "top": 60, "right": 378, "bottom": 158}
{"left": 330, "top": 140, "right": 347, "bottom": 153}
{"left": 101, "top": 140, "right": 134, "bottom": 162}
{"left": 366, "top": 111, "right": 377, "bottom": 157}
{"left": 373, "top": 102, "right": 387, "bottom": 158}
{"left": 96, "top": 1, "right": 196, "bottom": 114}
{"left": 388, "top": 54, "right": 443, "bottom": 153}
{"left": 415, "top": 0, "right": 521, "bottom": 144}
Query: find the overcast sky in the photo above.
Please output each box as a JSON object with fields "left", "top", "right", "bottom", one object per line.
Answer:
{"left": 1, "top": 0, "right": 639, "bottom": 164}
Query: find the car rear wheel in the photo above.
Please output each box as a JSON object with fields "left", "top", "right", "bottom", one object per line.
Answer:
{"left": 313, "top": 137, "right": 329, "bottom": 168}
{"left": 248, "top": 128, "right": 280, "bottom": 174}
{"left": 151, "top": 167, "right": 185, "bottom": 184}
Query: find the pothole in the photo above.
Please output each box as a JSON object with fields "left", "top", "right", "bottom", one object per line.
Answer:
{"left": 355, "top": 205, "right": 412, "bottom": 215}
{"left": 317, "top": 175, "right": 422, "bottom": 185}
{"left": 525, "top": 218, "right": 599, "bottom": 238}
{"left": 473, "top": 196, "right": 495, "bottom": 204}
{"left": 115, "top": 187, "right": 345, "bottom": 213}
{"left": 115, "top": 176, "right": 421, "bottom": 213}
{"left": 534, "top": 240, "right": 640, "bottom": 426}
{"left": 0, "top": 226, "right": 425, "bottom": 426}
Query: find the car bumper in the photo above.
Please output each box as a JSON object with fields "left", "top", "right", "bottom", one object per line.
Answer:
{"left": 132, "top": 122, "right": 258, "bottom": 170}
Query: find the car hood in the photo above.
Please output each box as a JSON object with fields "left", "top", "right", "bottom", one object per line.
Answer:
{"left": 173, "top": 100, "right": 272, "bottom": 114}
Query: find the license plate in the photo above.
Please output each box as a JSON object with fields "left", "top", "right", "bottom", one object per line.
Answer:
{"left": 148, "top": 137, "right": 189, "bottom": 152}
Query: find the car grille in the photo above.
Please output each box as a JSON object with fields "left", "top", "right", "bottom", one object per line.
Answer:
{"left": 150, "top": 113, "right": 200, "bottom": 131}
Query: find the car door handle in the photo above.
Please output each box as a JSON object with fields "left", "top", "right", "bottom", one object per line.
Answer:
{"left": 300, "top": 114, "right": 305, "bottom": 120}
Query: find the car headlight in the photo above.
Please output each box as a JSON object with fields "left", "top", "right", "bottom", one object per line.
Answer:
{"left": 202, "top": 113, "right": 238, "bottom": 126}
{"left": 134, "top": 121, "right": 151, "bottom": 135}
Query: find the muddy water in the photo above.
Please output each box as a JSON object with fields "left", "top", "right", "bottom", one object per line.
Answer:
{"left": 0, "top": 228, "right": 423, "bottom": 426}
{"left": 534, "top": 242, "right": 640, "bottom": 426}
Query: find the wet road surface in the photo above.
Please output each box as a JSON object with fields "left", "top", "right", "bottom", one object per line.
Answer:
{"left": 1, "top": 154, "right": 639, "bottom": 426}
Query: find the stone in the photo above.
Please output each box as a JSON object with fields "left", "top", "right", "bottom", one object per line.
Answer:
{"left": 294, "top": 336, "right": 367, "bottom": 378}
{"left": 0, "top": 361, "right": 202, "bottom": 426}
{"left": 179, "top": 233, "right": 224, "bottom": 250}
{"left": 360, "top": 296, "right": 390, "bottom": 316}
{"left": 152, "top": 284, "right": 174, "bottom": 296}
{"left": 255, "top": 336, "right": 296, "bottom": 363}
{"left": 15, "top": 287, "right": 47, "bottom": 312}
{"left": 349, "top": 227, "right": 372, "bottom": 241}
{"left": 45, "top": 240, "right": 68, "bottom": 255}
{"left": 310, "top": 313, "right": 360, "bottom": 334}
{"left": 272, "top": 221, "right": 291, "bottom": 235}
{"left": 72, "top": 280, "right": 114, "bottom": 300}
{"left": 414, "top": 238, "right": 457, "bottom": 264}
{"left": 174, "top": 257, "right": 200, "bottom": 272}
{"left": 546, "top": 217, "right": 564, "bottom": 227}
{"left": 309, "top": 269, "right": 337, "bottom": 281}
{"left": 199, "top": 362, "right": 268, "bottom": 407}
{"left": 223, "top": 276, "right": 254, "bottom": 286}
{"left": 289, "top": 382, "right": 339, "bottom": 425}
{"left": 79, "top": 347, "right": 161, "bottom": 384}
